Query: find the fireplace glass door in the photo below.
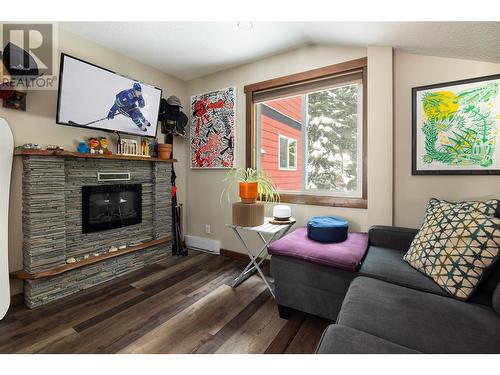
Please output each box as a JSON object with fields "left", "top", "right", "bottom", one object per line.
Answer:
{"left": 82, "top": 184, "right": 142, "bottom": 233}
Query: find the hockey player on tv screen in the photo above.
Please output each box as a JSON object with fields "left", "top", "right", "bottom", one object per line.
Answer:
{"left": 107, "top": 82, "right": 151, "bottom": 132}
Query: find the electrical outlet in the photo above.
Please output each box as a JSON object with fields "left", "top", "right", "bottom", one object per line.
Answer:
{"left": 205, "top": 224, "right": 211, "bottom": 234}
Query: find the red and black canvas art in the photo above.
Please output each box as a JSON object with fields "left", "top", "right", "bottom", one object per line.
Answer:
{"left": 190, "top": 87, "right": 235, "bottom": 168}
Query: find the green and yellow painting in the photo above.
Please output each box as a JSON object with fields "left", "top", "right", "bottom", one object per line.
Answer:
{"left": 414, "top": 77, "right": 500, "bottom": 173}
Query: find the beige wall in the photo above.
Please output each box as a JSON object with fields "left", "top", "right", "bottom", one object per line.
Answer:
{"left": 0, "top": 28, "right": 188, "bottom": 295}
{"left": 185, "top": 45, "right": 394, "bottom": 254}
{"left": 393, "top": 51, "right": 500, "bottom": 228}
{"left": 367, "top": 46, "right": 393, "bottom": 226}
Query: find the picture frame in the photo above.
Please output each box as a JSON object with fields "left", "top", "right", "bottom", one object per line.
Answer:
{"left": 412, "top": 73, "right": 500, "bottom": 175}
{"left": 190, "top": 87, "right": 236, "bottom": 169}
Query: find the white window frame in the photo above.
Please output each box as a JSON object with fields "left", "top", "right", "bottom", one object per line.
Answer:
{"left": 278, "top": 135, "right": 298, "bottom": 171}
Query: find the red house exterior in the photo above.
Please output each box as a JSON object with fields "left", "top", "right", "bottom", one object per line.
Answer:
{"left": 259, "top": 95, "right": 303, "bottom": 192}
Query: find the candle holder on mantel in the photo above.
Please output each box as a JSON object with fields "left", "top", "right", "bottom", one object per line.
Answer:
{"left": 116, "top": 137, "right": 151, "bottom": 157}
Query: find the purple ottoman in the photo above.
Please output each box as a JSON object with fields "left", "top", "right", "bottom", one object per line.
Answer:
{"left": 268, "top": 227, "right": 368, "bottom": 271}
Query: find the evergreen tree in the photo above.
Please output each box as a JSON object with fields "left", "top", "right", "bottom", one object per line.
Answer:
{"left": 306, "top": 85, "right": 359, "bottom": 191}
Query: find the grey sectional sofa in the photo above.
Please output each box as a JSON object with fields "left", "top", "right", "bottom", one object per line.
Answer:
{"left": 270, "top": 226, "right": 500, "bottom": 353}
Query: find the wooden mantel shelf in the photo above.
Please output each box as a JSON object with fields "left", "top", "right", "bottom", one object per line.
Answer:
{"left": 14, "top": 149, "right": 177, "bottom": 163}
{"left": 10, "top": 235, "right": 173, "bottom": 280}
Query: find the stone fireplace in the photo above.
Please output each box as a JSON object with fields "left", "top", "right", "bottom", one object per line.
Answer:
{"left": 15, "top": 151, "right": 174, "bottom": 308}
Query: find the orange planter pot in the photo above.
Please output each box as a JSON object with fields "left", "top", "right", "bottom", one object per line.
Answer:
{"left": 239, "top": 182, "right": 258, "bottom": 204}
{"left": 158, "top": 143, "right": 172, "bottom": 160}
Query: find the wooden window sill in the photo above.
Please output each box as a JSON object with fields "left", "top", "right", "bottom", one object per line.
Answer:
{"left": 270, "top": 193, "right": 367, "bottom": 209}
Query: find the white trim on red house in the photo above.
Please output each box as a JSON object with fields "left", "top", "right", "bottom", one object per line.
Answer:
{"left": 278, "top": 134, "right": 298, "bottom": 171}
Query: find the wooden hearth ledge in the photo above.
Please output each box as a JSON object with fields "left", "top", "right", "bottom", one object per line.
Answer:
{"left": 10, "top": 235, "right": 173, "bottom": 280}
{"left": 14, "top": 149, "right": 177, "bottom": 163}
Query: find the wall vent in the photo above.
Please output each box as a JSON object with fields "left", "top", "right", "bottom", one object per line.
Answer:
{"left": 184, "top": 235, "right": 220, "bottom": 255}
{"left": 97, "top": 172, "right": 131, "bottom": 182}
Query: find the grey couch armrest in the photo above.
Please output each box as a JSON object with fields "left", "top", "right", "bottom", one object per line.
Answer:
{"left": 368, "top": 225, "right": 418, "bottom": 252}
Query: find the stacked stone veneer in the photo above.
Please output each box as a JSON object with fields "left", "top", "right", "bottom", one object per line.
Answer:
{"left": 22, "top": 157, "right": 67, "bottom": 273}
{"left": 21, "top": 155, "right": 173, "bottom": 308}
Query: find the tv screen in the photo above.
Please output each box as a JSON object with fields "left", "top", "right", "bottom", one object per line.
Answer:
{"left": 56, "top": 54, "right": 162, "bottom": 138}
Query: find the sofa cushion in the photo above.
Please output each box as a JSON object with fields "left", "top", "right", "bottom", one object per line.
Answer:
{"left": 366, "top": 225, "right": 500, "bottom": 306}
{"left": 368, "top": 226, "right": 418, "bottom": 251}
{"left": 268, "top": 227, "right": 368, "bottom": 271}
{"left": 403, "top": 198, "right": 500, "bottom": 300}
{"left": 361, "top": 246, "right": 500, "bottom": 306}
{"left": 316, "top": 325, "right": 420, "bottom": 354}
{"left": 493, "top": 283, "right": 500, "bottom": 316}
{"left": 337, "top": 277, "right": 500, "bottom": 353}
{"left": 360, "top": 246, "right": 448, "bottom": 297}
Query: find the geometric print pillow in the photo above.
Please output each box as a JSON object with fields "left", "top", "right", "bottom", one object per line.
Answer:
{"left": 423, "top": 198, "right": 499, "bottom": 218}
{"left": 403, "top": 198, "right": 500, "bottom": 300}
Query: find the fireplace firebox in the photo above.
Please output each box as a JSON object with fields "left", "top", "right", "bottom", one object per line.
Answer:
{"left": 82, "top": 184, "right": 142, "bottom": 233}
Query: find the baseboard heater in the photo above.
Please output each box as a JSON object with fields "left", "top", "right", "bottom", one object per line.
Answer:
{"left": 184, "top": 235, "right": 220, "bottom": 255}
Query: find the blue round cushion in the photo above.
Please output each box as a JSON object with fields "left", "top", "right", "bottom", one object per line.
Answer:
{"left": 307, "top": 216, "right": 349, "bottom": 243}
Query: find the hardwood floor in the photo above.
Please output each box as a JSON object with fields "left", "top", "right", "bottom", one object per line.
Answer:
{"left": 0, "top": 251, "right": 330, "bottom": 354}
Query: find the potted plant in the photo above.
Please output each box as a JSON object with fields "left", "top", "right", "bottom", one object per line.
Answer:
{"left": 158, "top": 133, "right": 173, "bottom": 160}
{"left": 221, "top": 167, "right": 279, "bottom": 204}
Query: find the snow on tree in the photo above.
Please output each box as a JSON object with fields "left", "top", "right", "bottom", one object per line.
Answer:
{"left": 306, "top": 85, "right": 359, "bottom": 191}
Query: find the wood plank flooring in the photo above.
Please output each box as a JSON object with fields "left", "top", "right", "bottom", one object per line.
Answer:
{"left": 0, "top": 251, "right": 330, "bottom": 354}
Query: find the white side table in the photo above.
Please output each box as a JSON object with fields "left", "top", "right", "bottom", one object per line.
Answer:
{"left": 226, "top": 217, "right": 295, "bottom": 298}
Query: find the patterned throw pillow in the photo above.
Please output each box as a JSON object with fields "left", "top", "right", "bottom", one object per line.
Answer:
{"left": 403, "top": 198, "right": 500, "bottom": 300}
{"left": 424, "top": 198, "right": 499, "bottom": 218}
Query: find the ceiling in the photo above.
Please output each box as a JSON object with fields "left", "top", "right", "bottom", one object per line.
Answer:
{"left": 60, "top": 22, "right": 500, "bottom": 81}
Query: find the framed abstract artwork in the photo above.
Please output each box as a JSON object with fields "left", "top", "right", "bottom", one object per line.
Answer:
{"left": 190, "top": 87, "right": 235, "bottom": 169}
{"left": 412, "top": 74, "right": 500, "bottom": 175}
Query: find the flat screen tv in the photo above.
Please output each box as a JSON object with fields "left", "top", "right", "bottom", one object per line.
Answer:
{"left": 56, "top": 54, "right": 162, "bottom": 138}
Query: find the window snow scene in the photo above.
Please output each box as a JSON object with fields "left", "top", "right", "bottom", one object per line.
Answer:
{"left": 256, "top": 82, "right": 363, "bottom": 198}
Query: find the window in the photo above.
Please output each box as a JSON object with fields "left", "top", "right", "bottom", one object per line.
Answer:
{"left": 279, "top": 135, "right": 297, "bottom": 170}
{"left": 246, "top": 58, "right": 367, "bottom": 208}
